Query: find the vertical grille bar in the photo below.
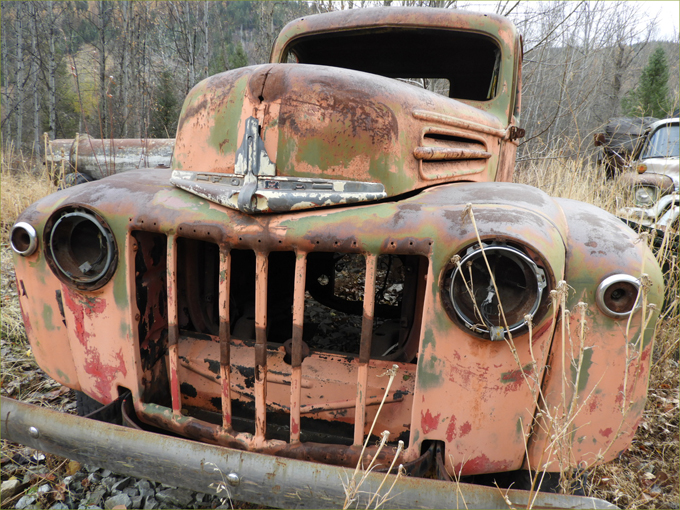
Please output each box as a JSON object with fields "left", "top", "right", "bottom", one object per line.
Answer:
{"left": 254, "top": 252, "right": 268, "bottom": 441}
{"left": 354, "top": 253, "right": 377, "bottom": 446}
{"left": 219, "top": 248, "right": 232, "bottom": 428}
{"left": 290, "top": 252, "right": 307, "bottom": 443}
{"left": 166, "top": 235, "right": 181, "bottom": 415}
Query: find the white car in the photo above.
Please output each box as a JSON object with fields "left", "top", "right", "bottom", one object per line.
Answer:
{"left": 618, "top": 117, "right": 679, "bottom": 231}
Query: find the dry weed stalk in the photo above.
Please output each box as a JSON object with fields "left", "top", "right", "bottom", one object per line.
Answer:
{"left": 446, "top": 454, "right": 470, "bottom": 510}
{"left": 343, "top": 364, "right": 402, "bottom": 509}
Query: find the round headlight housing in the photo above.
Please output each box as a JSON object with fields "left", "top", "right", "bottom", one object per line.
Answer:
{"left": 44, "top": 208, "right": 117, "bottom": 290}
{"left": 596, "top": 274, "right": 640, "bottom": 319}
{"left": 10, "top": 222, "right": 38, "bottom": 256}
{"left": 634, "top": 186, "right": 658, "bottom": 207}
{"left": 444, "top": 243, "right": 548, "bottom": 340}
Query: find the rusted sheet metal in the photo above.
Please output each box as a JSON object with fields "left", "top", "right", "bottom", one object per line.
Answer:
{"left": 13, "top": 170, "right": 663, "bottom": 476}
{"left": 44, "top": 139, "right": 75, "bottom": 165}
{"left": 74, "top": 136, "right": 174, "bottom": 179}
{"left": 1, "top": 397, "right": 618, "bottom": 509}
{"left": 525, "top": 198, "right": 663, "bottom": 471}
{"left": 170, "top": 63, "right": 507, "bottom": 211}
{"left": 413, "top": 146, "right": 492, "bottom": 161}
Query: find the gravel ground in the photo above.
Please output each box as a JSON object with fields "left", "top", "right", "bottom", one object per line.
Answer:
{"left": 2, "top": 453, "right": 234, "bottom": 510}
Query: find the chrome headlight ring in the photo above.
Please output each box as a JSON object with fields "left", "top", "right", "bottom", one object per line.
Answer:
{"left": 596, "top": 274, "right": 641, "bottom": 319}
{"left": 10, "top": 222, "right": 38, "bottom": 256}
{"left": 446, "top": 243, "right": 548, "bottom": 340}
{"left": 44, "top": 208, "right": 118, "bottom": 291}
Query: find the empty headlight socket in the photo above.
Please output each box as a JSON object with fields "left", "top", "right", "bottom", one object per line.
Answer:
{"left": 43, "top": 207, "right": 118, "bottom": 291}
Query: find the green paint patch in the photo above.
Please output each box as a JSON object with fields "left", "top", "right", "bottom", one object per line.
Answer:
{"left": 570, "top": 347, "right": 593, "bottom": 394}
{"left": 55, "top": 369, "right": 70, "bottom": 384}
{"left": 208, "top": 78, "right": 247, "bottom": 154}
{"left": 415, "top": 329, "right": 442, "bottom": 390}
{"left": 120, "top": 320, "right": 131, "bottom": 339}
{"left": 42, "top": 304, "right": 55, "bottom": 331}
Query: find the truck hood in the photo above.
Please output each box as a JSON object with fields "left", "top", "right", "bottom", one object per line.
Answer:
{"left": 171, "top": 64, "right": 511, "bottom": 213}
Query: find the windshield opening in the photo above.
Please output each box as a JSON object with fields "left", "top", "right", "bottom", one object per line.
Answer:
{"left": 283, "top": 27, "right": 501, "bottom": 101}
{"left": 642, "top": 124, "right": 680, "bottom": 159}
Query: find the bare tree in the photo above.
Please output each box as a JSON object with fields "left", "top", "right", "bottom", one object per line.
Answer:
{"left": 15, "top": 2, "right": 24, "bottom": 146}
{"left": 47, "top": 0, "right": 57, "bottom": 140}
{"left": 30, "top": 2, "right": 40, "bottom": 152}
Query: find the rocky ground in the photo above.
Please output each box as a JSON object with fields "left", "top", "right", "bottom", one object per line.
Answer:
{"left": 1, "top": 455, "right": 233, "bottom": 510}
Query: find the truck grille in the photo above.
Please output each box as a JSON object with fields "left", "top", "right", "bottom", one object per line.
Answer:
{"left": 130, "top": 228, "right": 428, "bottom": 465}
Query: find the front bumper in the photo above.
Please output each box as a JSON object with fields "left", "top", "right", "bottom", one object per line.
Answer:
{"left": 1, "top": 396, "right": 616, "bottom": 509}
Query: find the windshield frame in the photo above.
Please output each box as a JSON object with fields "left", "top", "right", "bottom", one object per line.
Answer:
{"left": 641, "top": 122, "right": 680, "bottom": 160}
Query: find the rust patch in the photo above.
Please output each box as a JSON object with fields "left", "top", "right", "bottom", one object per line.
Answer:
{"left": 20, "top": 305, "right": 32, "bottom": 335}
{"left": 62, "top": 288, "right": 106, "bottom": 347}
{"left": 177, "top": 98, "right": 209, "bottom": 133}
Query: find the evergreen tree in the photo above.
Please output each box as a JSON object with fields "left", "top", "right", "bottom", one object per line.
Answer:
{"left": 150, "top": 70, "right": 179, "bottom": 138}
{"left": 622, "top": 47, "right": 671, "bottom": 118}
{"left": 229, "top": 42, "right": 249, "bottom": 70}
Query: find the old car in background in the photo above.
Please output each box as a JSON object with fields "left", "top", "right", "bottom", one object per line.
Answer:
{"left": 594, "top": 116, "right": 658, "bottom": 179}
{"left": 5, "top": 8, "right": 661, "bottom": 509}
{"left": 617, "top": 117, "right": 679, "bottom": 232}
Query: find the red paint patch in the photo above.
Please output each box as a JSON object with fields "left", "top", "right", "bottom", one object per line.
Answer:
{"left": 291, "top": 419, "right": 300, "bottom": 436}
{"left": 615, "top": 384, "right": 624, "bottom": 406}
{"left": 599, "top": 427, "right": 613, "bottom": 438}
{"left": 460, "top": 421, "right": 472, "bottom": 437}
{"left": 641, "top": 346, "right": 651, "bottom": 362}
{"left": 421, "top": 409, "right": 441, "bottom": 434}
{"left": 446, "top": 415, "right": 457, "bottom": 442}
{"left": 20, "top": 306, "right": 32, "bottom": 335}
{"left": 500, "top": 364, "right": 534, "bottom": 393}
{"left": 84, "top": 347, "right": 127, "bottom": 402}
{"left": 587, "top": 395, "right": 600, "bottom": 413}
{"left": 448, "top": 364, "right": 475, "bottom": 386}
{"left": 62, "top": 288, "right": 107, "bottom": 347}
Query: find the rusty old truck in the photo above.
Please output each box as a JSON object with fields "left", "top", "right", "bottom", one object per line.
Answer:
{"left": 5, "top": 7, "right": 663, "bottom": 509}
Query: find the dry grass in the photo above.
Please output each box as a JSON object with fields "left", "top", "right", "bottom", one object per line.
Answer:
{"left": 1, "top": 144, "right": 56, "bottom": 246}
{"left": 515, "top": 156, "right": 630, "bottom": 214}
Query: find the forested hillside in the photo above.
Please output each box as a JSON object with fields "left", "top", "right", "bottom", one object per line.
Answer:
{"left": 1, "top": 1, "right": 678, "bottom": 162}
